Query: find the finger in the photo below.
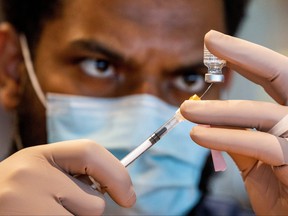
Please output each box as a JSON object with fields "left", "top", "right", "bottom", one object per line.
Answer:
{"left": 180, "top": 99, "right": 288, "bottom": 132}
{"left": 40, "top": 139, "right": 136, "bottom": 208}
{"left": 190, "top": 126, "right": 288, "bottom": 169}
{"left": 205, "top": 30, "right": 288, "bottom": 104}
{"left": 273, "top": 164, "right": 288, "bottom": 186}
{"left": 53, "top": 172, "right": 106, "bottom": 215}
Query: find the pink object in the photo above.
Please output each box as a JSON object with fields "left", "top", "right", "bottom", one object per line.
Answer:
{"left": 198, "top": 124, "right": 226, "bottom": 172}
{"left": 211, "top": 149, "right": 227, "bottom": 172}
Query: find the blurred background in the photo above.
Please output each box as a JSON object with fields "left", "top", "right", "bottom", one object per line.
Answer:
{"left": 225, "top": 0, "right": 288, "bottom": 102}
{"left": 1, "top": 0, "right": 288, "bottom": 211}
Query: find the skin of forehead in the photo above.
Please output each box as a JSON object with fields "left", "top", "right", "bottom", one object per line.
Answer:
{"left": 34, "top": 0, "right": 225, "bottom": 70}
{"left": 17, "top": 0, "right": 226, "bottom": 147}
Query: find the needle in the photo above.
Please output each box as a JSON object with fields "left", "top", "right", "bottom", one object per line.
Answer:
{"left": 200, "top": 83, "right": 213, "bottom": 99}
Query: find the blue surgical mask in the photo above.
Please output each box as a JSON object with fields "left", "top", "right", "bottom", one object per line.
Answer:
{"left": 20, "top": 35, "right": 209, "bottom": 215}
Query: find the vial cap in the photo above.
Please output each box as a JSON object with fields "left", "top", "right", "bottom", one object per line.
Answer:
{"left": 205, "top": 73, "right": 225, "bottom": 83}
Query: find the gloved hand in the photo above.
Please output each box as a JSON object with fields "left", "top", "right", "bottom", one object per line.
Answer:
{"left": 180, "top": 30, "right": 288, "bottom": 215}
{"left": 0, "top": 139, "right": 135, "bottom": 215}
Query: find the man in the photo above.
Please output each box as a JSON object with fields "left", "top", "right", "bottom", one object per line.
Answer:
{"left": 0, "top": 0, "right": 249, "bottom": 215}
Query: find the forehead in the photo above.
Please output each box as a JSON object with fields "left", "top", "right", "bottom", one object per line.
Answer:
{"left": 37, "top": 0, "right": 225, "bottom": 65}
{"left": 62, "top": 0, "right": 225, "bottom": 33}
{"left": 47, "top": 0, "right": 225, "bottom": 35}
{"left": 76, "top": 0, "right": 223, "bottom": 27}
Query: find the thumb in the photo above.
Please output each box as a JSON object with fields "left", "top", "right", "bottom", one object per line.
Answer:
{"left": 41, "top": 139, "right": 136, "bottom": 208}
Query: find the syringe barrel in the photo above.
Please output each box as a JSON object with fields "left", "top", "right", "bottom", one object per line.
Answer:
{"left": 149, "top": 112, "right": 183, "bottom": 144}
{"left": 121, "top": 112, "right": 183, "bottom": 167}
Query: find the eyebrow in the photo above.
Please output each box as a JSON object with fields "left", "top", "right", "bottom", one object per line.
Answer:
{"left": 70, "top": 39, "right": 125, "bottom": 63}
{"left": 69, "top": 39, "right": 205, "bottom": 74}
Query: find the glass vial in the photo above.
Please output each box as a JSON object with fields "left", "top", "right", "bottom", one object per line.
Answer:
{"left": 203, "top": 44, "right": 226, "bottom": 83}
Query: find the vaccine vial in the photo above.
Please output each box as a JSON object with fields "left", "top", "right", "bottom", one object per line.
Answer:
{"left": 203, "top": 44, "right": 226, "bottom": 83}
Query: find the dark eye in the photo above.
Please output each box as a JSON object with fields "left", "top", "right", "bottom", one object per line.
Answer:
{"left": 80, "top": 59, "right": 115, "bottom": 78}
{"left": 172, "top": 73, "right": 205, "bottom": 93}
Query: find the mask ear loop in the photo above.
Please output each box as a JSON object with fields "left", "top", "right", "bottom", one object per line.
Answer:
{"left": 19, "top": 34, "right": 47, "bottom": 108}
{"left": 13, "top": 35, "right": 47, "bottom": 150}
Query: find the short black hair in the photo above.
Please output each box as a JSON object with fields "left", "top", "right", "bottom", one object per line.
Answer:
{"left": 0, "top": 0, "right": 250, "bottom": 50}
{"left": 0, "top": 0, "right": 63, "bottom": 51}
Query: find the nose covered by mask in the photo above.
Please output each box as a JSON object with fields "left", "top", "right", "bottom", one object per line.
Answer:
{"left": 20, "top": 35, "right": 209, "bottom": 215}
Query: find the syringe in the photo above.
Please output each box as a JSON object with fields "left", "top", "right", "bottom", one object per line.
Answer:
{"left": 88, "top": 84, "right": 214, "bottom": 191}
{"left": 120, "top": 105, "right": 187, "bottom": 167}
{"left": 120, "top": 84, "right": 212, "bottom": 167}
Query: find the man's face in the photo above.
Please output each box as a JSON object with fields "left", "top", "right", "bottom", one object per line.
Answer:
{"left": 18, "top": 0, "right": 226, "bottom": 146}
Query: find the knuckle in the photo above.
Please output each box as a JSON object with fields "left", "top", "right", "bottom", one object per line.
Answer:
{"left": 0, "top": 187, "right": 18, "bottom": 204}
{"left": 78, "top": 139, "right": 99, "bottom": 157}
{"left": 9, "top": 162, "right": 35, "bottom": 180}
